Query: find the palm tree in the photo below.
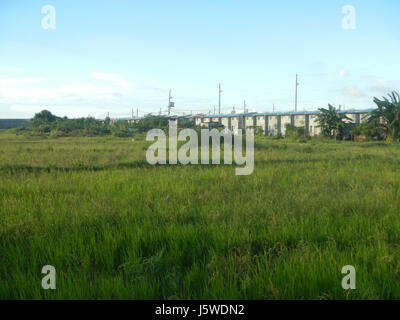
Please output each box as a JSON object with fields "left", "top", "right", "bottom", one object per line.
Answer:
{"left": 316, "top": 104, "right": 352, "bottom": 139}
{"left": 368, "top": 91, "right": 400, "bottom": 142}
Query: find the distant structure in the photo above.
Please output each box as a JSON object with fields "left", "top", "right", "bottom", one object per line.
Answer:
{"left": 295, "top": 74, "right": 299, "bottom": 112}
{"left": 168, "top": 90, "right": 174, "bottom": 116}
{"left": 191, "top": 109, "right": 373, "bottom": 136}
{"left": 117, "top": 108, "right": 373, "bottom": 137}
{"left": 0, "top": 119, "right": 29, "bottom": 129}
{"left": 218, "top": 83, "right": 222, "bottom": 114}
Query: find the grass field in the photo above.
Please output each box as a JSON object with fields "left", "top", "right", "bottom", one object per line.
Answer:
{"left": 1, "top": 131, "right": 400, "bottom": 299}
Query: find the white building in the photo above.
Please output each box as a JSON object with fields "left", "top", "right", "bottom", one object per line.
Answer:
{"left": 194, "top": 109, "right": 373, "bottom": 136}
{"left": 113, "top": 109, "right": 373, "bottom": 137}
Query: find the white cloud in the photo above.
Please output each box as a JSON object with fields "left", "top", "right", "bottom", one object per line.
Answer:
{"left": 91, "top": 72, "right": 120, "bottom": 81}
{"left": 341, "top": 86, "right": 366, "bottom": 98}
{"left": 0, "top": 77, "right": 46, "bottom": 86}
{"left": 0, "top": 84, "right": 117, "bottom": 101}
{"left": 368, "top": 79, "right": 397, "bottom": 95}
{"left": 58, "top": 83, "right": 119, "bottom": 97}
{"left": 90, "top": 72, "right": 133, "bottom": 89}
{"left": 0, "top": 72, "right": 146, "bottom": 118}
{"left": 338, "top": 69, "right": 348, "bottom": 77}
{"left": 0, "top": 72, "right": 133, "bottom": 104}
{"left": 0, "top": 72, "right": 198, "bottom": 118}
{"left": 0, "top": 67, "right": 25, "bottom": 73}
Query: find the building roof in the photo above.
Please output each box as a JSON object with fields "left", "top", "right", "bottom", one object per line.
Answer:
{"left": 338, "top": 108, "right": 374, "bottom": 114}
{"left": 200, "top": 108, "right": 374, "bottom": 118}
{"left": 110, "top": 108, "right": 375, "bottom": 121}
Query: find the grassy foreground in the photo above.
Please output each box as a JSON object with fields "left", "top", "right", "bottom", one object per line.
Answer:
{"left": 1, "top": 132, "right": 400, "bottom": 299}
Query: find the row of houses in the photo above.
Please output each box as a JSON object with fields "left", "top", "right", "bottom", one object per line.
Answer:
{"left": 191, "top": 109, "right": 373, "bottom": 136}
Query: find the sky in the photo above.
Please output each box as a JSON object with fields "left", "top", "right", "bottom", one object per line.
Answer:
{"left": 0, "top": 0, "right": 399, "bottom": 119}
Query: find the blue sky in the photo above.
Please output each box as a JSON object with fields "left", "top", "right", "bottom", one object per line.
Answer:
{"left": 0, "top": 0, "right": 399, "bottom": 118}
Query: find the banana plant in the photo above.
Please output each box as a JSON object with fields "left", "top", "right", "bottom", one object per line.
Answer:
{"left": 368, "top": 91, "right": 400, "bottom": 142}
{"left": 317, "top": 104, "right": 352, "bottom": 139}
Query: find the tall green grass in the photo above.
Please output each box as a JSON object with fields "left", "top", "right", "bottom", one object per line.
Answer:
{"left": 1, "top": 132, "right": 400, "bottom": 299}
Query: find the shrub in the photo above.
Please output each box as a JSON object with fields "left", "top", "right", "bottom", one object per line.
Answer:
{"left": 112, "top": 129, "right": 134, "bottom": 138}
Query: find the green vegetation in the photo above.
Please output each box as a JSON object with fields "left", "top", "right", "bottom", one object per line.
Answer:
{"left": 284, "top": 124, "right": 308, "bottom": 141}
{"left": 1, "top": 132, "right": 400, "bottom": 299}
{"left": 317, "top": 104, "right": 353, "bottom": 140}
{"left": 17, "top": 110, "right": 113, "bottom": 137}
{"left": 129, "top": 115, "right": 169, "bottom": 133}
{"left": 14, "top": 110, "right": 192, "bottom": 138}
{"left": 319, "top": 91, "right": 400, "bottom": 142}
{"left": 366, "top": 92, "right": 400, "bottom": 142}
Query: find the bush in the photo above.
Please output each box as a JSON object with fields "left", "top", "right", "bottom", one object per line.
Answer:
{"left": 284, "top": 124, "right": 309, "bottom": 140}
{"left": 23, "top": 110, "right": 195, "bottom": 138}
{"left": 132, "top": 116, "right": 169, "bottom": 133}
{"left": 351, "top": 121, "right": 386, "bottom": 141}
{"left": 112, "top": 129, "right": 134, "bottom": 138}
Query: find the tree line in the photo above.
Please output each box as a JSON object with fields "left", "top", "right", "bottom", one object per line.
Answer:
{"left": 9, "top": 90, "right": 400, "bottom": 141}
{"left": 14, "top": 110, "right": 195, "bottom": 137}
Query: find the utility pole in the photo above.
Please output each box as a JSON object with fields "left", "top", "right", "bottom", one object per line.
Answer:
{"left": 168, "top": 90, "right": 174, "bottom": 116}
{"left": 295, "top": 74, "right": 299, "bottom": 112}
{"left": 136, "top": 108, "right": 138, "bottom": 119}
{"left": 218, "top": 83, "right": 222, "bottom": 115}
{"left": 243, "top": 100, "right": 246, "bottom": 114}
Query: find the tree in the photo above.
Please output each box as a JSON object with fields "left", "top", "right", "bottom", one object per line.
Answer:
{"left": 28, "top": 110, "right": 112, "bottom": 137}
{"left": 285, "top": 124, "right": 307, "bottom": 139}
{"left": 31, "top": 110, "right": 59, "bottom": 127}
{"left": 132, "top": 116, "right": 169, "bottom": 133}
{"left": 367, "top": 91, "right": 400, "bottom": 142}
{"left": 316, "top": 104, "right": 352, "bottom": 139}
